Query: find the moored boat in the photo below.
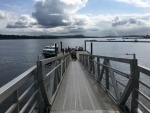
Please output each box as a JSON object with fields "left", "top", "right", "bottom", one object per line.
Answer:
{"left": 42, "top": 44, "right": 58, "bottom": 58}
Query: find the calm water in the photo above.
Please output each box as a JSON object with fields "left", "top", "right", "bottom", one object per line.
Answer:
{"left": 0, "top": 38, "right": 150, "bottom": 112}
{"left": 0, "top": 38, "right": 150, "bottom": 86}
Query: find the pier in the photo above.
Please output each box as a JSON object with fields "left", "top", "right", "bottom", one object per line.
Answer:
{"left": 0, "top": 51, "right": 150, "bottom": 113}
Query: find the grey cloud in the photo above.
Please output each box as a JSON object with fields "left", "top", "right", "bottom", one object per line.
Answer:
{"left": 32, "top": 0, "right": 69, "bottom": 28}
{"left": 112, "top": 16, "right": 144, "bottom": 27}
{"left": 112, "top": 16, "right": 127, "bottom": 27}
{"left": 32, "top": 0, "right": 88, "bottom": 28}
{"left": 69, "top": 27, "right": 84, "bottom": 33}
{"left": 6, "top": 15, "right": 37, "bottom": 28}
{"left": 66, "top": 25, "right": 100, "bottom": 34}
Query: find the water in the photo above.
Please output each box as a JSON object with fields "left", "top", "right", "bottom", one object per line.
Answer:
{"left": 0, "top": 38, "right": 150, "bottom": 112}
{"left": 0, "top": 38, "right": 150, "bottom": 86}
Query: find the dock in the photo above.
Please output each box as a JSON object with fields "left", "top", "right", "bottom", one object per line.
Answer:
{"left": 0, "top": 51, "right": 150, "bottom": 113}
{"left": 51, "top": 60, "right": 120, "bottom": 113}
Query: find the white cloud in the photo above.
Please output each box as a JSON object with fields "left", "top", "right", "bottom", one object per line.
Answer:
{"left": 0, "top": 10, "right": 9, "bottom": 19}
{"left": 114, "top": 0, "right": 150, "bottom": 7}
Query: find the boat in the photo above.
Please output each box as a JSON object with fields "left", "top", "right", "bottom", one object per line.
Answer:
{"left": 42, "top": 44, "right": 58, "bottom": 58}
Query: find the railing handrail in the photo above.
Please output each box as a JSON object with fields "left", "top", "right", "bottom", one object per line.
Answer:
{"left": 0, "top": 53, "right": 71, "bottom": 113}
{"left": 79, "top": 53, "right": 150, "bottom": 113}
{"left": 40, "top": 54, "right": 69, "bottom": 66}
{"left": 138, "top": 64, "right": 150, "bottom": 76}
{"left": 37, "top": 54, "right": 71, "bottom": 112}
{"left": 0, "top": 65, "right": 37, "bottom": 104}
{"left": 80, "top": 54, "right": 133, "bottom": 64}
{"left": 90, "top": 59, "right": 130, "bottom": 78}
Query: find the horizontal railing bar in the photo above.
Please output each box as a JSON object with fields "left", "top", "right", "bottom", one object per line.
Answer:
{"left": 91, "top": 60, "right": 130, "bottom": 78}
{"left": 135, "top": 89, "right": 150, "bottom": 102}
{"left": 99, "top": 62, "right": 130, "bottom": 78}
{"left": 113, "top": 70, "right": 130, "bottom": 79}
{"left": 5, "top": 103, "right": 17, "bottom": 113}
{"left": 44, "top": 61, "right": 64, "bottom": 79}
{"left": 41, "top": 54, "right": 69, "bottom": 66}
{"left": 0, "top": 66, "right": 37, "bottom": 104}
{"left": 81, "top": 54, "right": 133, "bottom": 64}
{"left": 28, "top": 100, "right": 38, "bottom": 113}
{"left": 138, "top": 65, "right": 150, "bottom": 76}
{"left": 117, "top": 80, "right": 126, "bottom": 87}
{"left": 136, "top": 99, "right": 150, "bottom": 113}
{"left": 20, "top": 90, "right": 38, "bottom": 113}
{"left": 19, "top": 81, "right": 37, "bottom": 102}
{"left": 139, "top": 80, "right": 150, "bottom": 89}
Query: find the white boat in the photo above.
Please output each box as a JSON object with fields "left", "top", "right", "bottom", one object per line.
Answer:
{"left": 42, "top": 44, "right": 58, "bottom": 58}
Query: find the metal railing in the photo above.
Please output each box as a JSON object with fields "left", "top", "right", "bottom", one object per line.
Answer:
{"left": 0, "top": 54, "right": 70, "bottom": 113}
{"left": 79, "top": 54, "right": 150, "bottom": 113}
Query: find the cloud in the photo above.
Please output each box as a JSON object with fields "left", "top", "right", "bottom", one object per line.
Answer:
{"left": 3, "top": 0, "right": 150, "bottom": 36}
{"left": 112, "top": 15, "right": 150, "bottom": 27}
{"left": 6, "top": 14, "right": 37, "bottom": 28}
{"left": 32, "top": 0, "right": 88, "bottom": 28}
{"left": 0, "top": 10, "right": 9, "bottom": 19}
{"left": 114, "top": 0, "right": 150, "bottom": 8}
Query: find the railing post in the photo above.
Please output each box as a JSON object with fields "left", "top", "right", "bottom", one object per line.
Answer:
{"left": 65, "top": 56, "right": 67, "bottom": 69}
{"left": 53, "top": 60, "right": 58, "bottom": 93}
{"left": 131, "top": 59, "right": 139, "bottom": 112}
{"left": 84, "top": 40, "right": 86, "bottom": 51}
{"left": 63, "top": 57, "right": 65, "bottom": 73}
{"left": 91, "top": 42, "right": 93, "bottom": 55}
{"left": 14, "top": 90, "right": 19, "bottom": 113}
{"left": 58, "top": 59, "right": 61, "bottom": 82}
{"left": 82, "top": 55, "right": 85, "bottom": 66}
{"left": 85, "top": 55, "right": 87, "bottom": 67}
{"left": 37, "top": 61, "right": 51, "bottom": 111}
{"left": 61, "top": 58, "right": 63, "bottom": 78}
{"left": 79, "top": 54, "right": 82, "bottom": 62}
{"left": 86, "top": 55, "right": 88, "bottom": 68}
{"left": 82, "top": 55, "right": 84, "bottom": 64}
{"left": 34, "top": 69, "right": 41, "bottom": 113}
{"left": 79, "top": 54, "right": 81, "bottom": 62}
{"left": 88, "top": 56, "right": 91, "bottom": 72}
{"left": 97, "top": 57, "right": 100, "bottom": 80}
{"left": 105, "top": 60, "right": 109, "bottom": 90}
{"left": 84, "top": 55, "right": 86, "bottom": 67}
{"left": 90, "top": 56, "right": 92, "bottom": 72}
{"left": 60, "top": 41, "right": 62, "bottom": 51}
{"left": 92, "top": 57, "right": 95, "bottom": 75}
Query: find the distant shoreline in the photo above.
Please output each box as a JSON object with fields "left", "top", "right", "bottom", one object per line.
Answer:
{"left": 0, "top": 34, "right": 148, "bottom": 40}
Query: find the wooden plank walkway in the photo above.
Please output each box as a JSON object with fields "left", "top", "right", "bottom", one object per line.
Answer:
{"left": 51, "top": 54, "right": 122, "bottom": 113}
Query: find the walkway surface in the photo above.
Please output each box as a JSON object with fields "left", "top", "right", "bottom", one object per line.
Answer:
{"left": 51, "top": 60, "right": 122, "bottom": 113}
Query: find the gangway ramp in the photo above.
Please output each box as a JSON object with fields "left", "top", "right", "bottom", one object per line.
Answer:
{"left": 51, "top": 61, "right": 121, "bottom": 113}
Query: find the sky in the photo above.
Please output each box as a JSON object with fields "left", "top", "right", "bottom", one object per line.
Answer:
{"left": 0, "top": 0, "right": 150, "bottom": 36}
